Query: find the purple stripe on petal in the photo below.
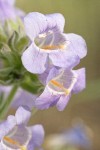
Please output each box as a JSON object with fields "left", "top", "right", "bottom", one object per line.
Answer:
{"left": 21, "top": 43, "right": 48, "bottom": 74}
{"left": 46, "top": 13, "right": 65, "bottom": 32}
{"left": 24, "top": 12, "right": 48, "bottom": 40}
{"left": 65, "top": 33, "right": 87, "bottom": 59}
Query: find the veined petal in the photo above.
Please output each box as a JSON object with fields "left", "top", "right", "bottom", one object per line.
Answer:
{"left": 56, "top": 94, "right": 71, "bottom": 111}
{"left": 28, "top": 125, "right": 44, "bottom": 148}
{"left": 65, "top": 33, "right": 87, "bottom": 58}
{"left": 15, "top": 106, "right": 31, "bottom": 125}
{"left": 49, "top": 49, "right": 80, "bottom": 69}
{"left": 46, "top": 13, "right": 65, "bottom": 32}
{"left": 24, "top": 12, "right": 48, "bottom": 40}
{"left": 72, "top": 68, "right": 86, "bottom": 94}
{"left": 0, "top": 115, "right": 16, "bottom": 140}
{"left": 34, "top": 88, "right": 59, "bottom": 110}
{"left": 21, "top": 43, "right": 48, "bottom": 74}
{"left": 46, "top": 67, "right": 60, "bottom": 84}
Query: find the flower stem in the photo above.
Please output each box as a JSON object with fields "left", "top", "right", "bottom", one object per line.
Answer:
{"left": 0, "top": 85, "right": 18, "bottom": 119}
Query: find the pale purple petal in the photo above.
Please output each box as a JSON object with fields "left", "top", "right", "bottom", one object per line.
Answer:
{"left": 15, "top": 106, "right": 31, "bottom": 125}
{"left": 46, "top": 67, "right": 60, "bottom": 83}
{"left": 56, "top": 94, "right": 71, "bottom": 111}
{"left": 6, "top": 0, "right": 15, "bottom": 6}
{"left": 16, "top": 8, "right": 25, "bottom": 18}
{"left": 62, "top": 69, "right": 77, "bottom": 88}
{"left": 38, "top": 66, "right": 52, "bottom": 85}
{"left": 49, "top": 49, "right": 80, "bottom": 69}
{"left": 34, "top": 88, "right": 59, "bottom": 109}
{"left": 46, "top": 13, "right": 65, "bottom": 32}
{"left": 12, "top": 88, "right": 37, "bottom": 110}
{"left": 0, "top": 143, "right": 4, "bottom": 149}
{"left": 28, "top": 125, "right": 44, "bottom": 149}
{"left": 24, "top": 12, "right": 48, "bottom": 40}
{"left": 39, "top": 65, "right": 58, "bottom": 85}
{"left": 0, "top": 0, "right": 24, "bottom": 22}
{"left": 0, "top": 3, "right": 16, "bottom": 21}
{"left": 21, "top": 43, "right": 48, "bottom": 74}
{"left": 65, "top": 33, "right": 87, "bottom": 59}
{"left": 0, "top": 115, "right": 16, "bottom": 139}
{"left": 72, "top": 68, "right": 86, "bottom": 94}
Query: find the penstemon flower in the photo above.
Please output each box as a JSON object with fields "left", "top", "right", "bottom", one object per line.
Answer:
{"left": 0, "top": 0, "right": 24, "bottom": 23}
{"left": 34, "top": 67, "right": 85, "bottom": 111}
{"left": 21, "top": 12, "right": 87, "bottom": 74}
{"left": 0, "top": 106, "right": 44, "bottom": 150}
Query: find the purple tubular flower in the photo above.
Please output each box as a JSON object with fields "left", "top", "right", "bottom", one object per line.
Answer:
{"left": 21, "top": 12, "right": 87, "bottom": 74}
{"left": 0, "top": 0, "right": 24, "bottom": 22}
{"left": 34, "top": 67, "right": 86, "bottom": 111}
{"left": 0, "top": 106, "right": 44, "bottom": 150}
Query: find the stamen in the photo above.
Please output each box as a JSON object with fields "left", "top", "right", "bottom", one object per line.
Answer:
{"left": 4, "top": 136, "right": 26, "bottom": 150}
{"left": 42, "top": 44, "right": 66, "bottom": 50}
{"left": 50, "top": 80, "right": 70, "bottom": 95}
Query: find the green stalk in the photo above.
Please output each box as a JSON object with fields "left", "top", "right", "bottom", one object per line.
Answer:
{"left": 0, "top": 85, "right": 18, "bottom": 119}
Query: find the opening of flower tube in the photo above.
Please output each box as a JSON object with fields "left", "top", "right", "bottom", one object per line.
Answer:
{"left": 1, "top": 126, "right": 32, "bottom": 150}
{"left": 47, "top": 70, "right": 77, "bottom": 95}
{"left": 34, "top": 28, "right": 68, "bottom": 51}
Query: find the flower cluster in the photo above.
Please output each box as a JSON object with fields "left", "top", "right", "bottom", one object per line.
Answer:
{"left": 0, "top": 0, "right": 88, "bottom": 149}
{"left": 21, "top": 12, "right": 87, "bottom": 111}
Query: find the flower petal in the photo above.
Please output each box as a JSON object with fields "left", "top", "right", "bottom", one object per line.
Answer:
{"left": 28, "top": 125, "right": 44, "bottom": 149}
{"left": 0, "top": 115, "right": 16, "bottom": 140}
{"left": 0, "top": 143, "right": 4, "bottom": 149}
{"left": 15, "top": 106, "right": 31, "bottom": 125}
{"left": 65, "top": 33, "right": 87, "bottom": 59}
{"left": 21, "top": 43, "right": 48, "bottom": 74}
{"left": 72, "top": 68, "right": 86, "bottom": 94}
{"left": 49, "top": 49, "right": 80, "bottom": 69}
{"left": 6, "top": 0, "right": 15, "bottom": 6}
{"left": 12, "top": 88, "right": 37, "bottom": 110}
{"left": 16, "top": 8, "right": 25, "bottom": 18}
{"left": 46, "top": 67, "right": 60, "bottom": 83}
{"left": 34, "top": 88, "right": 59, "bottom": 110}
{"left": 56, "top": 95, "right": 71, "bottom": 111}
{"left": 46, "top": 13, "right": 65, "bottom": 32}
{"left": 24, "top": 12, "right": 48, "bottom": 40}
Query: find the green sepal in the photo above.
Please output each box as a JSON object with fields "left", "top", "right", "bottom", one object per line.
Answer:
{"left": 8, "top": 31, "right": 30, "bottom": 53}
{"left": 21, "top": 72, "right": 44, "bottom": 95}
{"left": 15, "top": 36, "right": 30, "bottom": 53}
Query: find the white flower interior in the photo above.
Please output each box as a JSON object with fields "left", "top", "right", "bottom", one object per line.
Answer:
{"left": 47, "top": 70, "right": 77, "bottom": 95}
{"left": 34, "top": 28, "right": 67, "bottom": 50}
{"left": 2, "top": 125, "right": 32, "bottom": 150}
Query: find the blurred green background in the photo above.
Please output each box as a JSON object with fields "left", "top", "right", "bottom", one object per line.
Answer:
{"left": 16, "top": 0, "right": 100, "bottom": 149}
